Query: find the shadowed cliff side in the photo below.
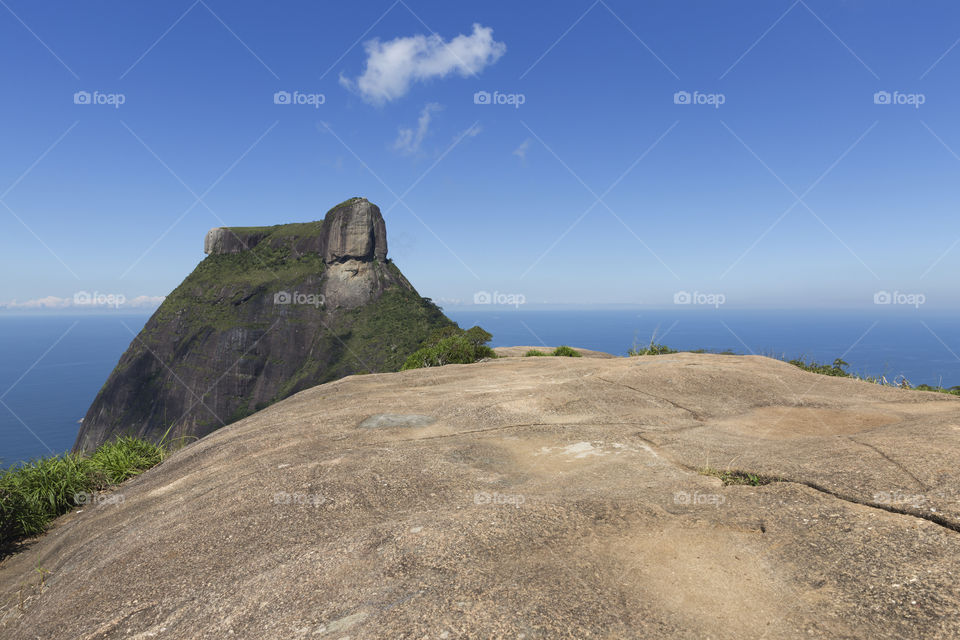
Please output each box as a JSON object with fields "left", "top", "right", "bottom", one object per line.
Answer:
{"left": 73, "top": 197, "right": 453, "bottom": 452}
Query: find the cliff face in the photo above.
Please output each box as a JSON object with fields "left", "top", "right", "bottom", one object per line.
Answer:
{"left": 74, "top": 198, "right": 452, "bottom": 452}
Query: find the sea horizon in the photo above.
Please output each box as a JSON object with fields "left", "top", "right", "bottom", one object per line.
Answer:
{"left": 3, "top": 307, "right": 959, "bottom": 469}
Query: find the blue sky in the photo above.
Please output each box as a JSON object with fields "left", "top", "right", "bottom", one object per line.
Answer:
{"left": 2, "top": 0, "right": 960, "bottom": 311}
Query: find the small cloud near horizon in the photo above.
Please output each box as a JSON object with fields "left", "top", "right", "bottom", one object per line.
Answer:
{"left": 340, "top": 23, "right": 506, "bottom": 104}
{"left": 0, "top": 295, "right": 166, "bottom": 311}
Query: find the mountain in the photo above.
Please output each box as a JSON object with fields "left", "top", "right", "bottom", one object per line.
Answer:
{"left": 73, "top": 197, "right": 453, "bottom": 452}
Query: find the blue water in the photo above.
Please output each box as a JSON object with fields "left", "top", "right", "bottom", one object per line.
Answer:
{"left": 3, "top": 309, "right": 960, "bottom": 468}
{"left": 446, "top": 308, "right": 960, "bottom": 385}
{"left": 0, "top": 315, "right": 153, "bottom": 468}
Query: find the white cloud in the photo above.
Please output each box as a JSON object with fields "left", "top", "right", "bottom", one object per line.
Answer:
{"left": 394, "top": 103, "right": 442, "bottom": 155}
{"left": 341, "top": 23, "right": 506, "bottom": 104}
{"left": 513, "top": 138, "right": 531, "bottom": 162}
{"left": 0, "top": 295, "right": 165, "bottom": 311}
{"left": 1, "top": 296, "right": 73, "bottom": 309}
{"left": 127, "top": 295, "right": 166, "bottom": 308}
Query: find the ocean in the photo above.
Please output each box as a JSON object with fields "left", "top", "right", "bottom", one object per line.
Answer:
{"left": 3, "top": 308, "right": 958, "bottom": 468}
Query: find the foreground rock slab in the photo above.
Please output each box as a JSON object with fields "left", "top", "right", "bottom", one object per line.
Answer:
{"left": 3, "top": 353, "right": 960, "bottom": 638}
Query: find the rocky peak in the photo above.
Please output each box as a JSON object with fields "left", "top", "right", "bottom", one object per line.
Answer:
{"left": 320, "top": 197, "right": 388, "bottom": 263}
{"left": 202, "top": 197, "right": 387, "bottom": 263}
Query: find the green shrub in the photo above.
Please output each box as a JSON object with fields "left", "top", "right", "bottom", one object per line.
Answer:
{"left": 524, "top": 349, "right": 547, "bottom": 357}
{"left": 915, "top": 384, "right": 960, "bottom": 396}
{"left": 628, "top": 339, "right": 677, "bottom": 356}
{"left": 401, "top": 325, "right": 495, "bottom": 370}
{"left": 788, "top": 357, "right": 851, "bottom": 377}
{"left": 777, "top": 354, "right": 960, "bottom": 394}
{"left": 0, "top": 437, "right": 167, "bottom": 554}
{"left": 551, "top": 346, "right": 581, "bottom": 357}
{"left": 627, "top": 341, "right": 677, "bottom": 356}
{"left": 463, "top": 326, "right": 494, "bottom": 348}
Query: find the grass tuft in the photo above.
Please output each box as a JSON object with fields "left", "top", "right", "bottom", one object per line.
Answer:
{"left": 699, "top": 467, "right": 777, "bottom": 486}
{"left": 523, "top": 349, "right": 547, "bottom": 357}
{"left": 787, "top": 356, "right": 851, "bottom": 378}
{"left": 0, "top": 437, "right": 167, "bottom": 555}
{"left": 551, "top": 345, "right": 582, "bottom": 357}
{"left": 628, "top": 340, "right": 677, "bottom": 356}
{"left": 88, "top": 436, "right": 165, "bottom": 484}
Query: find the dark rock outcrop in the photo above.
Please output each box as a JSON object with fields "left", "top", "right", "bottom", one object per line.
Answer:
{"left": 319, "top": 197, "right": 387, "bottom": 263}
{"left": 203, "top": 227, "right": 269, "bottom": 255}
{"left": 73, "top": 197, "right": 452, "bottom": 452}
